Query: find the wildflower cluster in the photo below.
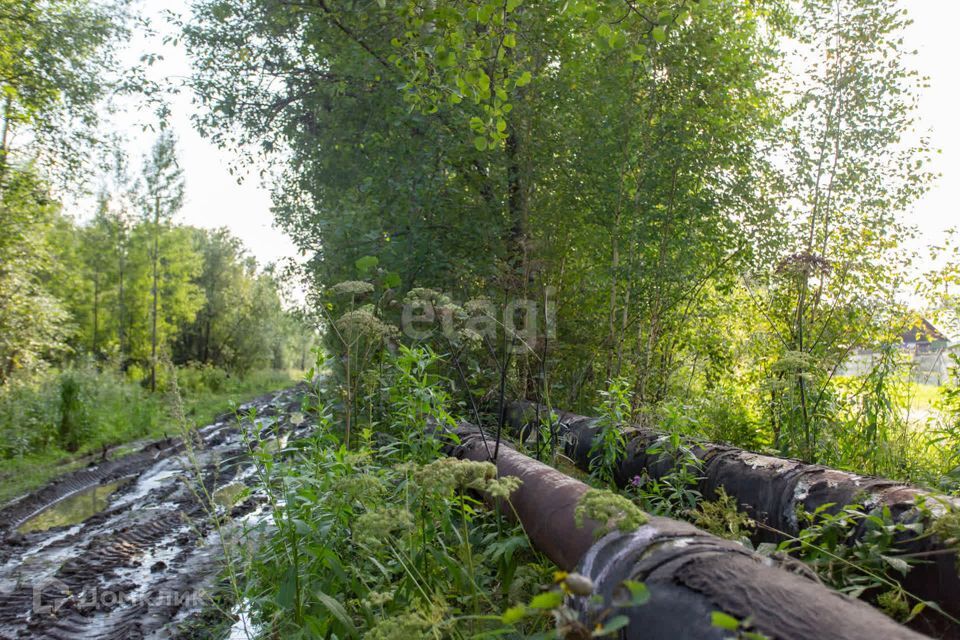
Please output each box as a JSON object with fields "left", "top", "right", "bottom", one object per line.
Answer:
{"left": 328, "top": 473, "right": 385, "bottom": 508}
{"left": 336, "top": 307, "right": 399, "bottom": 341}
{"left": 404, "top": 287, "right": 451, "bottom": 306}
{"left": 362, "top": 589, "right": 395, "bottom": 608}
{"left": 363, "top": 604, "right": 448, "bottom": 640}
{"left": 353, "top": 507, "right": 415, "bottom": 548}
{"left": 486, "top": 475, "right": 523, "bottom": 499}
{"left": 464, "top": 297, "right": 494, "bottom": 316}
{"left": 330, "top": 280, "right": 375, "bottom": 296}
{"left": 414, "top": 457, "right": 522, "bottom": 499}
{"left": 404, "top": 287, "right": 467, "bottom": 325}
{"left": 415, "top": 457, "right": 496, "bottom": 495}
{"left": 457, "top": 327, "right": 484, "bottom": 345}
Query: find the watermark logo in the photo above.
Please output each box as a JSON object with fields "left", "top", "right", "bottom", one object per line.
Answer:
{"left": 32, "top": 578, "right": 69, "bottom": 615}
{"left": 397, "top": 288, "right": 557, "bottom": 354}
{"left": 30, "top": 579, "right": 206, "bottom": 615}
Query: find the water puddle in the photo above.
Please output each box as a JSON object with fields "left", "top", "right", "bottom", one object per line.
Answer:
{"left": 111, "top": 458, "right": 181, "bottom": 509}
{"left": 17, "top": 479, "right": 130, "bottom": 533}
{"left": 225, "top": 601, "right": 261, "bottom": 640}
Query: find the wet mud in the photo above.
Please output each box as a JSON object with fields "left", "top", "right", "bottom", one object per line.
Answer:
{"left": 0, "top": 385, "right": 310, "bottom": 640}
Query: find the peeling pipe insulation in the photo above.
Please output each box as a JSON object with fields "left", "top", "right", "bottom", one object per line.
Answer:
{"left": 503, "top": 401, "right": 960, "bottom": 637}
{"left": 445, "top": 426, "right": 931, "bottom": 640}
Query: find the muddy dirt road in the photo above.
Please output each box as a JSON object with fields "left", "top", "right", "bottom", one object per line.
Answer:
{"left": 0, "top": 386, "right": 309, "bottom": 640}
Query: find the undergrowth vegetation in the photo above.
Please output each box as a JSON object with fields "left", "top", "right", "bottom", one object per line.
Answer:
{"left": 185, "top": 350, "right": 568, "bottom": 639}
{"left": 168, "top": 290, "right": 960, "bottom": 636}
{"left": 0, "top": 364, "right": 298, "bottom": 504}
{"left": 193, "top": 341, "right": 960, "bottom": 637}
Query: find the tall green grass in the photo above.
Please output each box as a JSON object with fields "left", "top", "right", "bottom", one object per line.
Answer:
{"left": 0, "top": 364, "right": 299, "bottom": 504}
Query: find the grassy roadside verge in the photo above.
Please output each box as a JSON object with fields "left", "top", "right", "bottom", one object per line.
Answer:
{"left": 0, "top": 368, "right": 302, "bottom": 505}
{"left": 175, "top": 368, "right": 304, "bottom": 427}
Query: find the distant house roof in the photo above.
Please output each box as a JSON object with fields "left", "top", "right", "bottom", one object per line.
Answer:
{"left": 901, "top": 317, "right": 948, "bottom": 345}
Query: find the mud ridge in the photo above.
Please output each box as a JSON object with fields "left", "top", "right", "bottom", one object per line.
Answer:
{"left": 0, "top": 384, "right": 311, "bottom": 640}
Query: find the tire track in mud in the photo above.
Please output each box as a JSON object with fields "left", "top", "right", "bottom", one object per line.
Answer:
{"left": 0, "top": 385, "right": 310, "bottom": 640}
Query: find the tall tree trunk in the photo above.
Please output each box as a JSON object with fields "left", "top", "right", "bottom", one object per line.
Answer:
{"left": 92, "top": 268, "right": 100, "bottom": 357}
{"left": 606, "top": 210, "right": 620, "bottom": 381}
{"left": 117, "top": 240, "right": 126, "bottom": 371}
{"left": 150, "top": 197, "right": 160, "bottom": 392}
{"left": 202, "top": 315, "right": 212, "bottom": 364}
{"left": 0, "top": 94, "right": 11, "bottom": 187}
{"left": 606, "top": 66, "right": 641, "bottom": 381}
{"left": 505, "top": 126, "right": 531, "bottom": 395}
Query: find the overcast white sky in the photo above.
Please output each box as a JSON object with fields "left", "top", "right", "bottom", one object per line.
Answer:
{"left": 98, "top": 1, "right": 959, "bottom": 270}
{"left": 901, "top": 1, "right": 960, "bottom": 252}
{"left": 99, "top": 1, "right": 299, "bottom": 268}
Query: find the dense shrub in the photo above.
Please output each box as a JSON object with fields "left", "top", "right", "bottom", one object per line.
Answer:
{"left": 656, "top": 387, "right": 766, "bottom": 453}
{"left": 0, "top": 365, "right": 162, "bottom": 459}
{"left": 176, "top": 362, "right": 229, "bottom": 396}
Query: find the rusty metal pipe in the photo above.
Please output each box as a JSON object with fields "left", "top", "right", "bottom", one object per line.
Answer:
{"left": 503, "top": 401, "right": 960, "bottom": 637}
{"left": 447, "top": 426, "right": 931, "bottom": 640}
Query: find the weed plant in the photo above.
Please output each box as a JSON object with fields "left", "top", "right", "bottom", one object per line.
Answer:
{"left": 201, "top": 347, "right": 562, "bottom": 639}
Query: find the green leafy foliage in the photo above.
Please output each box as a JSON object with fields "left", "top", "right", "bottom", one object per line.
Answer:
{"left": 752, "top": 0, "right": 933, "bottom": 464}
{"left": 626, "top": 432, "right": 704, "bottom": 519}
{"left": 0, "top": 0, "right": 130, "bottom": 182}
{"left": 778, "top": 501, "right": 924, "bottom": 604}
{"left": 0, "top": 362, "right": 163, "bottom": 460}
{"left": 4, "top": 0, "right": 959, "bottom": 632}
{"left": 0, "top": 168, "right": 71, "bottom": 383}
{"left": 589, "top": 378, "right": 630, "bottom": 486}
{"left": 223, "top": 388, "right": 554, "bottom": 639}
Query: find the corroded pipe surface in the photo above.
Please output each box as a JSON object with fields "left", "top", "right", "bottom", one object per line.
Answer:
{"left": 447, "top": 426, "right": 931, "bottom": 640}
{"left": 504, "top": 401, "right": 960, "bottom": 637}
